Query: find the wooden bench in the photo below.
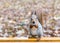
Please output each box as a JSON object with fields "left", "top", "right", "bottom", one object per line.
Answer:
{"left": 0, "top": 37, "right": 60, "bottom": 42}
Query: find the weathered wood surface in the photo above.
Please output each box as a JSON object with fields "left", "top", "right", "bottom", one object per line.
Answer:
{"left": 0, "top": 37, "right": 60, "bottom": 42}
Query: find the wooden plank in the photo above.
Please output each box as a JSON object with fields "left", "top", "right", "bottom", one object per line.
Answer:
{"left": 0, "top": 37, "right": 60, "bottom": 42}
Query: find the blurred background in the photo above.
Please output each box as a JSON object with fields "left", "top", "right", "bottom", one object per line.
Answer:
{"left": 0, "top": 0, "right": 60, "bottom": 37}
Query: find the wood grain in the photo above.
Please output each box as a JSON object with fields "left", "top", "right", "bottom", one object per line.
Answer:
{"left": 0, "top": 37, "right": 60, "bottom": 42}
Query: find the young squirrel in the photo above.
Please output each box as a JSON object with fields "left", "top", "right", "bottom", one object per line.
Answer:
{"left": 29, "top": 11, "right": 43, "bottom": 41}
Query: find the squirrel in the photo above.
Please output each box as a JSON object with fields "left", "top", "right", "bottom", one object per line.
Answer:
{"left": 29, "top": 11, "right": 43, "bottom": 41}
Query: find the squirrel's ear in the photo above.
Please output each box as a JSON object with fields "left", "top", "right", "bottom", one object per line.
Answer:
{"left": 31, "top": 11, "right": 36, "bottom": 15}
{"left": 35, "top": 11, "right": 36, "bottom": 15}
